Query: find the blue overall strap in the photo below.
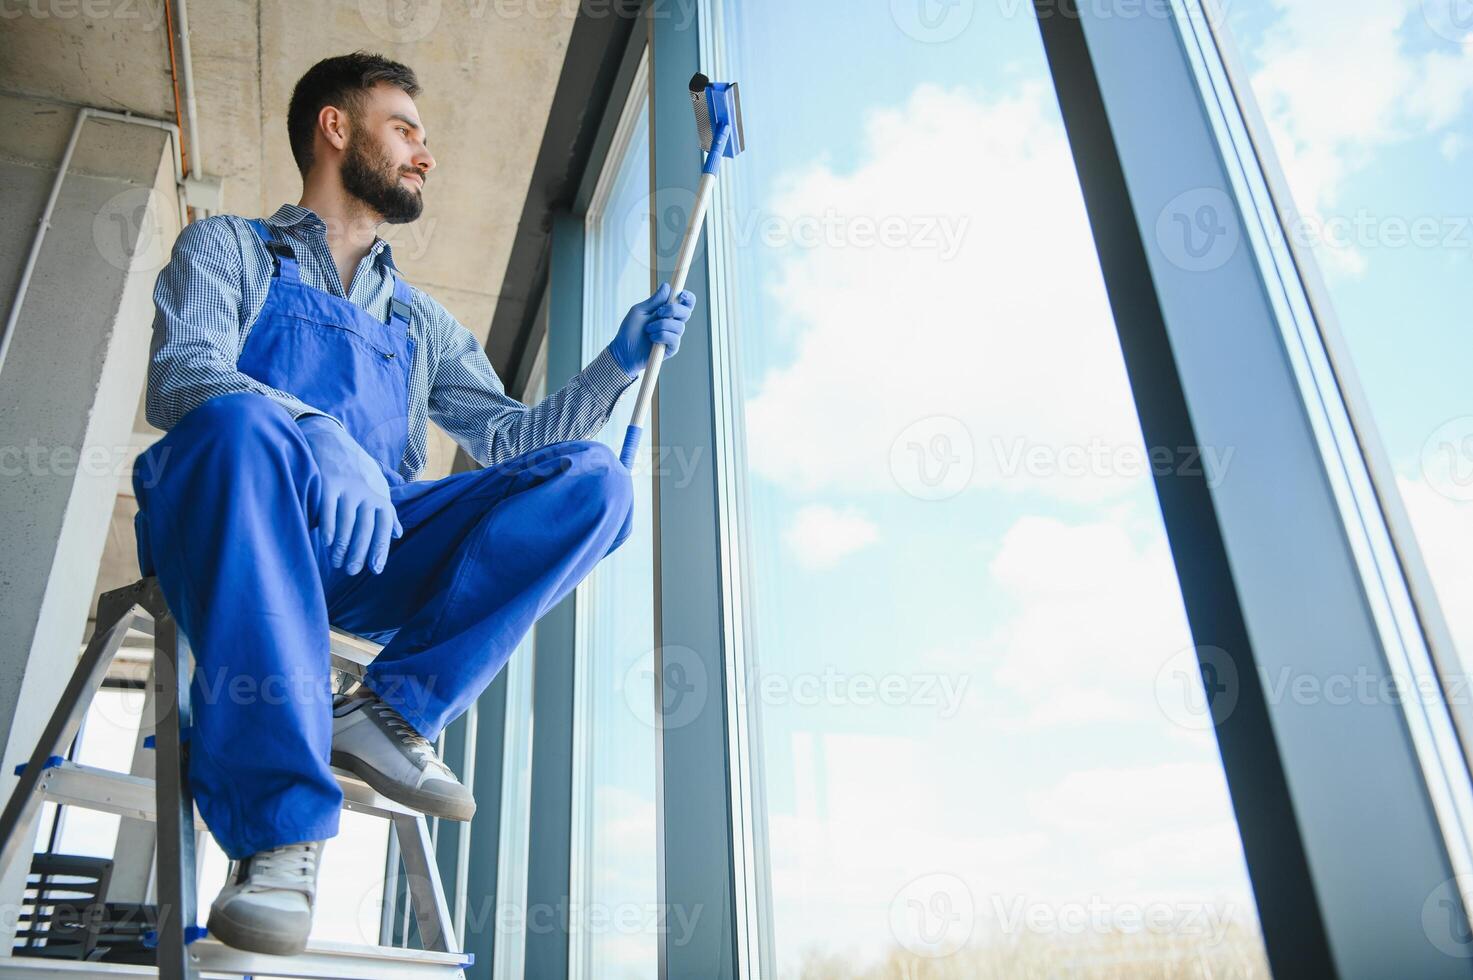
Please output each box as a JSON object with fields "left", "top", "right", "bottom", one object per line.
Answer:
{"left": 388, "top": 273, "right": 413, "bottom": 331}
{"left": 247, "top": 218, "right": 300, "bottom": 283}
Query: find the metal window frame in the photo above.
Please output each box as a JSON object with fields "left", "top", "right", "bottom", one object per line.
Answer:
{"left": 493, "top": 3, "right": 747, "bottom": 975}
{"left": 568, "top": 41, "right": 654, "bottom": 980}
{"left": 486, "top": 4, "right": 647, "bottom": 977}
{"left": 1033, "top": 0, "right": 1473, "bottom": 975}
{"left": 522, "top": 211, "right": 587, "bottom": 980}
{"left": 691, "top": 1, "right": 775, "bottom": 977}
{"left": 646, "top": 4, "right": 747, "bottom": 978}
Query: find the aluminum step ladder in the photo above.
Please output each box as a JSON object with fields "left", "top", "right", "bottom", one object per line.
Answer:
{"left": 0, "top": 577, "right": 473, "bottom": 978}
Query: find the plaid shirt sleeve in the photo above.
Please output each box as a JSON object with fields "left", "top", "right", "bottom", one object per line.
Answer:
{"left": 144, "top": 216, "right": 343, "bottom": 431}
{"left": 425, "top": 299, "right": 639, "bottom": 468}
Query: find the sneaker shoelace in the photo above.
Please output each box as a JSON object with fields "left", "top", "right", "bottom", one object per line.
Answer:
{"left": 243, "top": 841, "right": 320, "bottom": 899}
{"left": 366, "top": 699, "right": 454, "bottom": 778}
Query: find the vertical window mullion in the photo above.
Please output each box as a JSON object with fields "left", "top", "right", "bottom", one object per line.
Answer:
{"left": 649, "top": 3, "right": 742, "bottom": 978}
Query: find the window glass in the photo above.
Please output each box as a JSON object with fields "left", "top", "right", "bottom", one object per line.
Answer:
{"left": 1221, "top": 0, "right": 1473, "bottom": 667}
{"left": 493, "top": 327, "right": 549, "bottom": 980}
{"left": 700, "top": 1, "right": 1272, "bottom": 974}
{"left": 572, "top": 51, "right": 660, "bottom": 978}
{"left": 492, "top": 626, "right": 538, "bottom": 978}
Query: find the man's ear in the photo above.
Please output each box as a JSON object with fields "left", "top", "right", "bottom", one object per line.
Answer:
{"left": 317, "top": 104, "right": 350, "bottom": 155}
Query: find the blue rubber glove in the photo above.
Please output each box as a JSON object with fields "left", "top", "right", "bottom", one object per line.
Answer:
{"left": 609, "top": 282, "right": 696, "bottom": 377}
{"left": 297, "top": 415, "right": 402, "bottom": 576}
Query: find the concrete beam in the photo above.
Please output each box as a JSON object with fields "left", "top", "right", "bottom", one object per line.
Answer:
{"left": 0, "top": 94, "right": 177, "bottom": 942}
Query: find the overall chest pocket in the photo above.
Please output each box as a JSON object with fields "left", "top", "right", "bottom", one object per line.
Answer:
{"left": 238, "top": 310, "right": 411, "bottom": 406}
{"left": 295, "top": 312, "right": 401, "bottom": 360}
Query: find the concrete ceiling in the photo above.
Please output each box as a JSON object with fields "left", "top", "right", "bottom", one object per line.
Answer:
{"left": 1, "top": 0, "right": 577, "bottom": 634}
{"left": 2, "top": 0, "right": 575, "bottom": 471}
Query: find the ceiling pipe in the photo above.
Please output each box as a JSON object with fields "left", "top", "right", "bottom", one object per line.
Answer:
{"left": 167, "top": 0, "right": 206, "bottom": 206}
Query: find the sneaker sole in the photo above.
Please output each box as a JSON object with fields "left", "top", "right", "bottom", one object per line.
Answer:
{"left": 207, "top": 904, "right": 311, "bottom": 957}
{"left": 331, "top": 750, "right": 477, "bottom": 822}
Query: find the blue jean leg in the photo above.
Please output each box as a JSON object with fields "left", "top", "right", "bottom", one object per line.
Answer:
{"left": 132, "top": 392, "right": 343, "bottom": 860}
{"left": 326, "top": 439, "right": 634, "bottom": 741}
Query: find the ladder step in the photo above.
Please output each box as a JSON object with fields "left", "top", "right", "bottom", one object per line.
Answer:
{"left": 126, "top": 607, "right": 383, "bottom": 679}
{"left": 185, "top": 936, "right": 470, "bottom": 978}
{"left": 35, "top": 762, "right": 206, "bottom": 830}
{"left": 35, "top": 761, "right": 426, "bottom": 823}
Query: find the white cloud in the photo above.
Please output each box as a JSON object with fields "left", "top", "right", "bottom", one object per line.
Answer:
{"left": 1028, "top": 763, "right": 1250, "bottom": 901}
{"left": 584, "top": 784, "right": 661, "bottom": 969}
{"left": 783, "top": 503, "right": 880, "bottom": 569}
{"left": 1101, "top": 821, "right": 1252, "bottom": 887}
{"left": 764, "top": 732, "right": 1254, "bottom": 968}
{"left": 983, "top": 515, "right": 1196, "bottom": 730}
{"left": 1246, "top": 0, "right": 1473, "bottom": 274}
{"left": 1397, "top": 475, "right": 1473, "bottom": 659}
{"left": 1031, "top": 763, "right": 1232, "bottom": 836}
{"left": 742, "top": 83, "right": 1144, "bottom": 504}
{"left": 589, "top": 783, "right": 657, "bottom": 893}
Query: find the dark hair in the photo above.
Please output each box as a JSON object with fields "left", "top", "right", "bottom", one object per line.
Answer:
{"left": 287, "top": 52, "right": 421, "bottom": 176}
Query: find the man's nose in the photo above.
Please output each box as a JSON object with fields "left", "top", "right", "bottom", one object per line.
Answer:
{"left": 414, "top": 148, "right": 435, "bottom": 173}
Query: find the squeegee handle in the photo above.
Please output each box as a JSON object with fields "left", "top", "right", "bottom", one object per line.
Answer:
{"left": 620, "top": 124, "right": 731, "bottom": 469}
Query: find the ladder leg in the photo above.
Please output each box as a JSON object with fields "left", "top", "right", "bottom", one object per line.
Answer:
{"left": 381, "top": 821, "right": 402, "bottom": 945}
{"left": 109, "top": 660, "right": 159, "bottom": 903}
{"left": 392, "top": 812, "right": 458, "bottom": 953}
{"left": 148, "top": 586, "right": 199, "bottom": 980}
{"left": 454, "top": 703, "right": 477, "bottom": 945}
{"left": 0, "top": 580, "right": 144, "bottom": 885}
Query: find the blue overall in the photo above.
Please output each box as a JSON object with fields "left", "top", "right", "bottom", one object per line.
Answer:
{"left": 132, "top": 219, "right": 633, "bottom": 859}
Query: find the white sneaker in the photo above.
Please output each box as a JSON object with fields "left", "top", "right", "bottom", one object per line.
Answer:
{"left": 330, "top": 688, "right": 476, "bottom": 821}
{"left": 206, "top": 839, "right": 323, "bottom": 956}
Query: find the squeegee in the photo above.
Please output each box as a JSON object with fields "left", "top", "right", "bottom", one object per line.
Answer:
{"left": 619, "top": 72, "right": 746, "bottom": 469}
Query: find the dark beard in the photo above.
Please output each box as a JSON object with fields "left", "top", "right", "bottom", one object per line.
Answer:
{"left": 341, "top": 130, "right": 423, "bottom": 224}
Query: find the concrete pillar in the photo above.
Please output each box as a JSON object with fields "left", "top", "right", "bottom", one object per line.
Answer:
{"left": 0, "top": 92, "right": 177, "bottom": 944}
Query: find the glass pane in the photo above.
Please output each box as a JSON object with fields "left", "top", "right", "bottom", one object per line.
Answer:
{"left": 494, "top": 317, "right": 547, "bottom": 980}
{"left": 700, "top": 1, "right": 1271, "bottom": 975}
{"left": 1220, "top": 1, "right": 1473, "bottom": 666}
{"left": 572, "top": 51, "right": 659, "bottom": 979}
{"left": 493, "top": 625, "right": 538, "bottom": 979}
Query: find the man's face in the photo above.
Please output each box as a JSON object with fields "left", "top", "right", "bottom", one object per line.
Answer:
{"left": 339, "top": 83, "right": 435, "bottom": 224}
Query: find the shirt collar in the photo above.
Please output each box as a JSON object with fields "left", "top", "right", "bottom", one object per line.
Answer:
{"left": 266, "top": 203, "right": 399, "bottom": 272}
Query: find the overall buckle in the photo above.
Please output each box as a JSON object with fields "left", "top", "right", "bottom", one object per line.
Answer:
{"left": 264, "top": 239, "right": 297, "bottom": 277}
